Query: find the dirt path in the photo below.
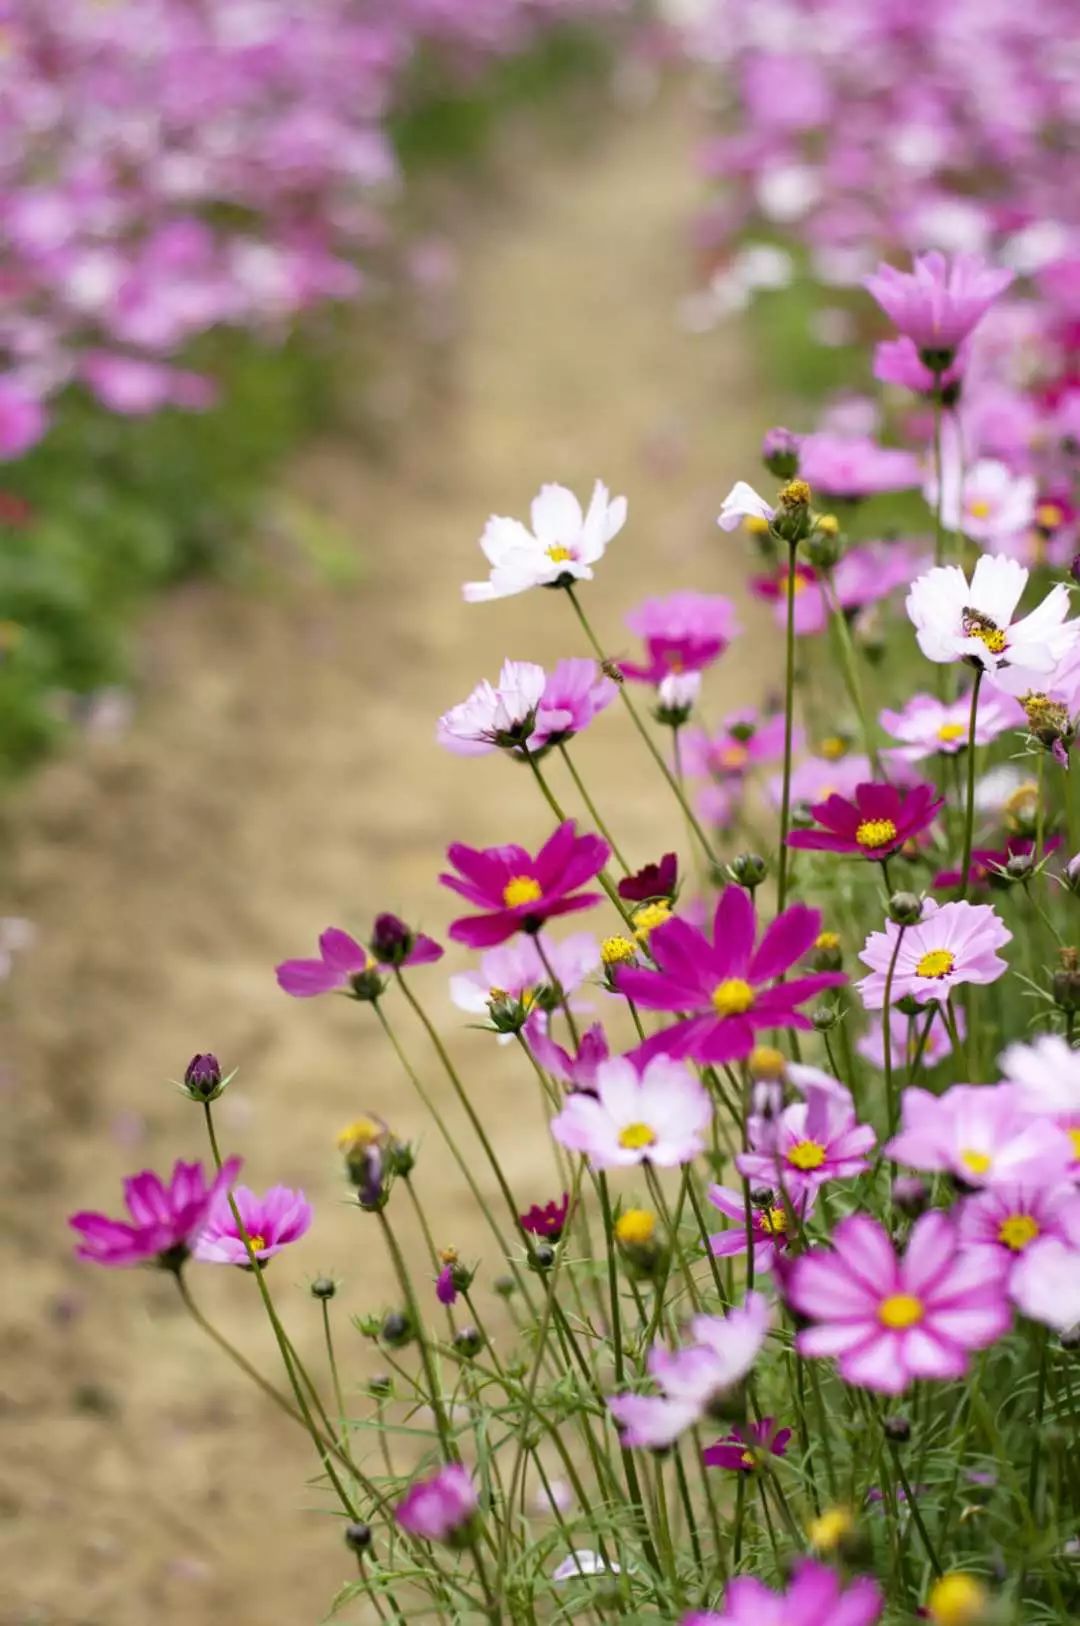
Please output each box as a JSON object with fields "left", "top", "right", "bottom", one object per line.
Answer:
{"left": 1, "top": 89, "right": 775, "bottom": 1626}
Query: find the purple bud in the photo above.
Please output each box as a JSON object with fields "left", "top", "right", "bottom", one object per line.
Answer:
{"left": 1069, "top": 553, "right": 1080, "bottom": 585}
{"left": 183, "top": 1052, "right": 223, "bottom": 1100}
{"left": 761, "top": 426, "right": 801, "bottom": 479}
{"left": 436, "top": 1263, "right": 458, "bottom": 1306}
{"left": 370, "top": 913, "right": 412, "bottom": 966}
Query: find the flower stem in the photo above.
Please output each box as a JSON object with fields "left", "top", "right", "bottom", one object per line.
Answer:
{"left": 881, "top": 924, "right": 907, "bottom": 1137}
{"left": 777, "top": 540, "right": 800, "bottom": 911}
{"left": 958, "top": 667, "right": 983, "bottom": 902}
{"left": 557, "top": 741, "right": 631, "bottom": 873}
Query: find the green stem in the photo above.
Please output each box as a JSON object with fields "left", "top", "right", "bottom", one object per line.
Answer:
{"left": 777, "top": 540, "right": 800, "bottom": 910}
{"left": 558, "top": 741, "right": 631, "bottom": 873}
{"left": 958, "top": 668, "right": 983, "bottom": 902}
{"left": 375, "top": 1204, "right": 454, "bottom": 1462}
{"left": 881, "top": 923, "right": 906, "bottom": 1137}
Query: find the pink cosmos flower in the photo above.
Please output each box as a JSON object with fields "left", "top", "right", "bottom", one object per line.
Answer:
{"left": 865, "top": 251, "right": 1014, "bottom": 354}
{"left": 395, "top": 1465, "right": 478, "bottom": 1544}
{"left": 194, "top": 1184, "right": 312, "bottom": 1265}
{"left": 620, "top": 592, "right": 740, "bottom": 683}
{"left": 874, "top": 335, "right": 967, "bottom": 397}
{"left": 437, "top": 658, "right": 616, "bottom": 755}
{"left": 768, "top": 753, "right": 873, "bottom": 810}
{"left": 685, "top": 1559, "right": 883, "bottom": 1626}
{"left": 957, "top": 1183, "right": 1080, "bottom": 1291}
{"left": 440, "top": 820, "right": 608, "bottom": 950}
{"left": 1011, "top": 1238, "right": 1080, "bottom": 1333}
{"left": 276, "top": 924, "right": 440, "bottom": 996}
{"left": 788, "top": 1212, "right": 1012, "bottom": 1393}
{"left": 856, "top": 899, "right": 1011, "bottom": 1009}
{"left": 885, "top": 1084, "right": 1074, "bottom": 1189}
{"left": 737, "top": 1078, "right": 876, "bottom": 1200}
{"left": 796, "top": 433, "right": 921, "bottom": 500}
{"left": 550, "top": 1053, "right": 711, "bottom": 1171}
{"left": 880, "top": 690, "right": 1019, "bottom": 763}
{"left": 702, "top": 1417, "right": 791, "bottom": 1473}
{"left": 607, "top": 1293, "right": 770, "bottom": 1448}
{"left": 934, "top": 458, "right": 1037, "bottom": 546}
{"left": 0, "top": 377, "right": 47, "bottom": 459}
{"left": 933, "top": 836, "right": 1060, "bottom": 893}
{"left": 70, "top": 1157, "right": 242, "bottom": 1268}
{"left": 528, "top": 1021, "right": 609, "bottom": 1093}
{"left": 999, "top": 1034, "right": 1080, "bottom": 1173}
{"left": 448, "top": 932, "right": 598, "bottom": 1036}
{"left": 708, "top": 1185, "right": 816, "bottom": 1275}
{"left": 680, "top": 710, "right": 791, "bottom": 780}
{"left": 787, "top": 780, "right": 943, "bottom": 860}
{"left": 615, "top": 886, "right": 845, "bottom": 1067}
{"left": 530, "top": 658, "right": 618, "bottom": 749}
{"left": 857, "top": 1005, "right": 964, "bottom": 1073}
{"left": 753, "top": 546, "right": 920, "bottom": 636}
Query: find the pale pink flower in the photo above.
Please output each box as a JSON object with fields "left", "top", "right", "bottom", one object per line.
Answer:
{"left": 885, "top": 1084, "right": 1073, "bottom": 1188}
{"left": 551, "top": 1053, "right": 711, "bottom": 1171}
{"left": 857, "top": 899, "right": 1011, "bottom": 1009}
{"left": 865, "top": 251, "right": 1014, "bottom": 353}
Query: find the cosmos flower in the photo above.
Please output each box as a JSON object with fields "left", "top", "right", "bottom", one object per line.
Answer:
{"left": 788, "top": 1212, "right": 1011, "bottom": 1393}
{"left": 615, "top": 885, "right": 845, "bottom": 1066}
{"left": 463, "top": 480, "right": 626, "bottom": 602}
{"left": 702, "top": 1417, "right": 792, "bottom": 1473}
{"left": 717, "top": 480, "right": 775, "bottom": 532}
{"left": 520, "top": 1193, "right": 571, "bottom": 1240}
{"left": 999, "top": 1034, "right": 1080, "bottom": 1172}
{"left": 885, "top": 1084, "right": 1074, "bottom": 1188}
{"left": 618, "top": 852, "right": 679, "bottom": 903}
{"left": 620, "top": 592, "right": 740, "bottom": 683}
{"left": 856, "top": 899, "right": 1011, "bottom": 1009}
{"left": 70, "top": 1158, "right": 242, "bottom": 1269}
{"left": 767, "top": 752, "right": 874, "bottom": 810}
{"left": 194, "top": 1184, "right": 312, "bottom": 1265}
{"left": 957, "top": 1182, "right": 1080, "bottom": 1290}
{"left": 880, "top": 690, "right": 1019, "bottom": 763}
{"left": 440, "top": 821, "right": 608, "bottom": 949}
{"left": 737, "top": 1078, "right": 876, "bottom": 1200}
{"left": 685, "top": 1559, "right": 883, "bottom": 1626}
{"left": 905, "top": 555, "right": 1079, "bottom": 680}
{"left": 528, "top": 1021, "right": 610, "bottom": 1093}
{"left": 796, "top": 433, "right": 921, "bottom": 500}
{"left": 1010, "top": 1238, "right": 1080, "bottom": 1332}
{"left": 436, "top": 659, "right": 546, "bottom": 754}
{"left": 529, "top": 658, "right": 618, "bottom": 749}
{"left": 550, "top": 1053, "right": 711, "bottom": 1171}
{"left": 864, "top": 251, "right": 1014, "bottom": 354}
{"left": 786, "top": 780, "right": 942, "bottom": 859}
{"left": 708, "top": 1185, "right": 816, "bottom": 1275}
{"left": 395, "top": 1465, "right": 478, "bottom": 1544}
{"left": 856, "top": 1004, "right": 964, "bottom": 1072}
{"left": 606, "top": 1293, "right": 770, "bottom": 1448}
{"left": 931, "top": 458, "right": 1037, "bottom": 546}
{"left": 874, "top": 335, "right": 967, "bottom": 397}
{"left": 680, "top": 711, "right": 791, "bottom": 779}
{"left": 448, "top": 932, "right": 599, "bottom": 1037}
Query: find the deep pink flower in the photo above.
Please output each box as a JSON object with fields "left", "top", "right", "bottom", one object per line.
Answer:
{"left": 685, "top": 1559, "right": 883, "bottom": 1626}
{"left": 276, "top": 928, "right": 380, "bottom": 997}
{"left": 528, "top": 1021, "right": 609, "bottom": 1093}
{"left": 702, "top": 1417, "right": 792, "bottom": 1473}
{"left": 395, "top": 1465, "right": 478, "bottom": 1545}
{"left": 441, "top": 820, "right": 608, "bottom": 950}
{"left": 617, "top": 886, "right": 845, "bottom": 1067}
{"left": 368, "top": 914, "right": 444, "bottom": 969}
{"left": 520, "top": 1192, "right": 571, "bottom": 1240}
{"left": 708, "top": 1185, "right": 816, "bottom": 1275}
{"left": 865, "top": 251, "right": 1014, "bottom": 354}
{"left": 70, "top": 1158, "right": 241, "bottom": 1268}
{"left": 788, "top": 1212, "right": 1012, "bottom": 1393}
{"left": 530, "top": 658, "right": 618, "bottom": 749}
{"left": 436, "top": 1263, "right": 458, "bottom": 1305}
{"left": 787, "top": 780, "right": 942, "bottom": 859}
{"left": 874, "top": 335, "right": 967, "bottom": 397}
{"left": 796, "top": 434, "right": 921, "bottom": 501}
{"left": 933, "top": 836, "right": 1060, "bottom": 892}
{"left": 618, "top": 852, "right": 678, "bottom": 903}
{"left": 194, "top": 1184, "right": 312, "bottom": 1265}
{"left": 621, "top": 592, "right": 740, "bottom": 683}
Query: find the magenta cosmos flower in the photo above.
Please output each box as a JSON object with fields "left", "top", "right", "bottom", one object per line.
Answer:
{"left": 607, "top": 1293, "right": 770, "bottom": 1449}
{"left": 865, "top": 250, "right": 1014, "bottom": 355}
{"left": 857, "top": 899, "right": 1011, "bottom": 1010}
{"left": 787, "top": 780, "right": 942, "bottom": 860}
{"left": 702, "top": 1417, "right": 792, "bottom": 1473}
{"left": 395, "top": 1465, "right": 478, "bottom": 1545}
{"left": 617, "top": 886, "right": 845, "bottom": 1067}
{"left": 738, "top": 1078, "right": 875, "bottom": 1200}
{"left": 70, "top": 1157, "right": 241, "bottom": 1268}
{"left": 520, "top": 1192, "right": 571, "bottom": 1240}
{"left": 796, "top": 434, "right": 921, "bottom": 501}
{"left": 550, "top": 1054, "right": 711, "bottom": 1171}
{"left": 788, "top": 1212, "right": 1012, "bottom": 1393}
{"left": 957, "top": 1182, "right": 1080, "bottom": 1292}
{"left": 194, "top": 1183, "right": 312, "bottom": 1265}
{"left": 685, "top": 1559, "right": 883, "bottom": 1626}
{"left": 681, "top": 710, "right": 792, "bottom": 780}
{"left": 708, "top": 1185, "right": 816, "bottom": 1275}
{"left": 874, "top": 335, "right": 967, "bottom": 397}
{"left": 440, "top": 820, "right": 608, "bottom": 950}
{"left": 621, "top": 591, "right": 741, "bottom": 683}
{"left": 276, "top": 923, "right": 441, "bottom": 996}
{"left": 885, "top": 1084, "right": 1073, "bottom": 1189}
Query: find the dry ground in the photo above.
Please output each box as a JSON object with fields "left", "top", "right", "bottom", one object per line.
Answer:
{"left": 0, "top": 87, "right": 775, "bottom": 1625}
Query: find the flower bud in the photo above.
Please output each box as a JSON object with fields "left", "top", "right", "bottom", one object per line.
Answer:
{"left": 811, "top": 1001, "right": 839, "bottom": 1032}
{"left": 810, "top": 930, "right": 842, "bottom": 972}
{"left": 369, "top": 913, "right": 413, "bottom": 966}
{"left": 368, "top": 1373, "right": 393, "bottom": 1397}
{"left": 883, "top": 1414, "right": 911, "bottom": 1444}
{"left": 761, "top": 427, "right": 801, "bottom": 480}
{"left": 1071, "top": 553, "right": 1080, "bottom": 587}
{"left": 1004, "top": 851, "right": 1034, "bottom": 883}
{"left": 182, "top": 1052, "right": 224, "bottom": 1101}
{"left": 1053, "top": 947, "right": 1080, "bottom": 1013}
{"left": 772, "top": 479, "right": 814, "bottom": 546}
{"left": 892, "top": 1175, "right": 929, "bottom": 1217}
{"left": 529, "top": 1242, "right": 556, "bottom": 1272}
{"left": 385, "top": 1138, "right": 416, "bottom": 1178}
{"left": 805, "top": 527, "right": 841, "bottom": 571}
{"left": 493, "top": 1273, "right": 516, "bottom": 1298}
{"left": 453, "top": 1325, "right": 483, "bottom": 1358}
{"left": 344, "top": 1522, "right": 372, "bottom": 1555}
{"left": 654, "top": 671, "right": 701, "bottom": 727}
{"left": 750, "top": 1186, "right": 775, "bottom": 1208}
{"left": 748, "top": 1046, "right": 786, "bottom": 1083}
{"left": 381, "top": 1310, "right": 414, "bottom": 1348}
{"left": 310, "top": 1276, "right": 337, "bottom": 1300}
{"left": 729, "top": 852, "right": 768, "bottom": 891}
{"left": 1059, "top": 1323, "right": 1080, "bottom": 1351}
{"left": 889, "top": 892, "right": 923, "bottom": 926}
{"left": 1063, "top": 853, "right": 1080, "bottom": 894}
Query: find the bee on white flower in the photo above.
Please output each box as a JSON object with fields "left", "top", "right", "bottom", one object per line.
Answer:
{"left": 906, "top": 553, "right": 1079, "bottom": 687}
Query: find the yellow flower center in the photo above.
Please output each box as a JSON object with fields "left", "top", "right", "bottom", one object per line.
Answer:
{"left": 966, "top": 498, "right": 992, "bottom": 520}
{"left": 739, "top": 1448, "right": 757, "bottom": 1468}
{"left": 916, "top": 948, "right": 955, "bottom": 979}
{"left": 816, "top": 513, "right": 839, "bottom": 537}
{"left": 819, "top": 735, "right": 848, "bottom": 761}
{"left": 618, "top": 1122, "right": 657, "bottom": 1151}
{"left": 780, "top": 478, "right": 812, "bottom": 507}
{"left": 928, "top": 1573, "right": 989, "bottom": 1626}
{"left": 807, "top": 1505, "right": 854, "bottom": 1551}
{"left": 998, "top": 1213, "right": 1039, "bottom": 1252}
{"left": 959, "top": 1148, "right": 992, "bottom": 1177}
{"left": 601, "top": 934, "right": 638, "bottom": 966}
{"left": 758, "top": 1205, "right": 790, "bottom": 1236}
{"left": 786, "top": 1139, "right": 827, "bottom": 1171}
{"left": 336, "top": 1115, "right": 385, "bottom": 1152}
{"left": 855, "top": 817, "right": 898, "bottom": 849}
{"left": 546, "top": 544, "right": 573, "bottom": 562}
{"left": 718, "top": 743, "right": 749, "bottom": 770}
{"left": 1036, "top": 502, "right": 1064, "bottom": 531}
{"left": 937, "top": 721, "right": 966, "bottom": 744}
{"left": 749, "top": 1045, "right": 786, "bottom": 1080}
{"left": 815, "top": 931, "right": 840, "bottom": 952}
{"left": 1068, "top": 1126, "right": 1080, "bottom": 1160}
{"left": 744, "top": 514, "right": 770, "bottom": 535}
{"left": 879, "top": 1293, "right": 924, "bottom": 1329}
{"left": 247, "top": 1233, "right": 267, "bottom": 1254}
{"left": 503, "top": 875, "right": 543, "bottom": 908}
{"left": 711, "top": 977, "right": 755, "bottom": 1016}
{"left": 967, "top": 624, "right": 1008, "bottom": 655}
{"left": 615, "top": 1207, "right": 656, "bottom": 1245}
{"left": 633, "top": 899, "right": 672, "bottom": 941}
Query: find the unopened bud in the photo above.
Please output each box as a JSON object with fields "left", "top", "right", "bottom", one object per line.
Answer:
{"left": 381, "top": 1310, "right": 414, "bottom": 1348}
{"left": 453, "top": 1325, "right": 483, "bottom": 1358}
{"left": 889, "top": 892, "right": 923, "bottom": 926}
{"left": 805, "top": 527, "right": 841, "bottom": 571}
{"left": 1004, "top": 851, "right": 1035, "bottom": 883}
{"left": 892, "top": 1175, "right": 929, "bottom": 1217}
{"left": 811, "top": 1001, "right": 839, "bottom": 1032}
{"left": 344, "top": 1522, "right": 372, "bottom": 1555}
{"left": 1053, "top": 947, "right": 1080, "bottom": 1013}
{"left": 180, "top": 1052, "right": 232, "bottom": 1103}
{"left": 493, "top": 1273, "right": 516, "bottom": 1298}
{"left": 310, "top": 1276, "right": 337, "bottom": 1300}
{"left": 729, "top": 851, "right": 768, "bottom": 891}
{"left": 883, "top": 1414, "right": 911, "bottom": 1444}
{"left": 529, "top": 1243, "right": 556, "bottom": 1272}
{"left": 761, "top": 426, "right": 801, "bottom": 480}
{"left": 368, "top": 1373, "right": 393, "bottom": 1398}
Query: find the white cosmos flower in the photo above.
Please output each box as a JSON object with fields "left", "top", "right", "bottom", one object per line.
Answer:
{"left": 717, "top": 480, "right": 775, "bottom": 533}
{"left": 905, "top": 554, "right": 1079, "bottom": 680}
{"left": 462, "top": 480, "right": 626, "bottom": 603}
{"left": 436, "top": 659, "right": 545, "bottom": 755}
{"left": 1011, "top": 1238, "right": 1080, "bottom": 1333}
{"left": 552, "top": 1550, "right": 622, "bottom": 1582}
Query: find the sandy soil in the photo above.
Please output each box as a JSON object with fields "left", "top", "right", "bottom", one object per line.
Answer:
{"left": 0, "top": 87, "right": 775, "bottom": 1625}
